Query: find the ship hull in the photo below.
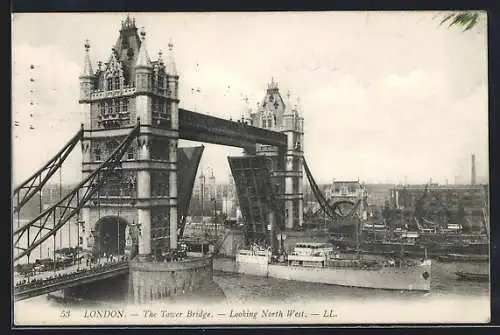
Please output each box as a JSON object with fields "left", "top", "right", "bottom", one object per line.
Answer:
{"left": 234, "top": 255, "right": 432, "bottom": 292}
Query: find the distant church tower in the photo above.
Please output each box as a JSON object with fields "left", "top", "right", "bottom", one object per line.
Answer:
{"left": 78, "top": 16, "right": 180, "bottom": 260}
{"left": 249, "top": 78, "right": 304, "bottom": 230}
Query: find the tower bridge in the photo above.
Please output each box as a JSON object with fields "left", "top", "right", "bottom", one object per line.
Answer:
{"left": 12, "top": 15, "right": 314, "bottom": 303}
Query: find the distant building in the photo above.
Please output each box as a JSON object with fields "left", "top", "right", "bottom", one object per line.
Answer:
{"left": 364, "top": 184, "right": 395, "bottom": 209}
{"left": 390, "top": 184, "right": 489, "bottom": 230}
{"left": 325, "top": 180, "right": 367, "bottom": 203}
{"left": 221, "top": 173, "right": 238, "bottom": 217}
{"left": 193, "top": 171, "right": 217, "bottom": 200}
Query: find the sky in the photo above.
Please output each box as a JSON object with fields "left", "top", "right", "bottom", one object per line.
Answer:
{"left": 11, "top": 11, "right": 489, "bottom": 186}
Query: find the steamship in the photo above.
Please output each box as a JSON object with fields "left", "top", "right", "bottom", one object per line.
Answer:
{"left": 235, "top": 242, "right": 431, "bottom": 292}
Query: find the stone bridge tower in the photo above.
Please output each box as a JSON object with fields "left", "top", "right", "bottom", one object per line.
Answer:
{"left": 248, "top": 79, "right": 304, "bottom": 230}
{"left": 78, "top": 16, "right": 180, "bottom": 260}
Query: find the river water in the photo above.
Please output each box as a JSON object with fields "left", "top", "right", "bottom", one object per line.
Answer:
{"left": 14, "top": 260, "right": 490, "bottom": 323}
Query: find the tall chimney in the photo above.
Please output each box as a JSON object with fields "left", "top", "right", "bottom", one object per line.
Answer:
{"left": 471, "top": 153, "right": 476, "bottom": 185}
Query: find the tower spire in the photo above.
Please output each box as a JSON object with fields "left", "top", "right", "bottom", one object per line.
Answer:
{"left": 296, "top": 96, "right": 303, "bottom": 116}
{"left": 135, "top": 27, "right": 152, "bottom": 68}
{"left": 121, "top": 14, "right": 136, "bottom": 30}
{"left": 165, "top": 39, "right": 178, "bottom": 76}
{"left": 81, "top": 39, "right": 94, "bottom": 77}
{"left": 285, "top": 90, "right": 294, "bottom": 114}
{"left": 158, "top": 50, "right": 164, "bottom": 65}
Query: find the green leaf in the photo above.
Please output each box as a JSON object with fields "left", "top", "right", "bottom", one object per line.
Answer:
{"left": 442, "top": 11, "right": 479, "bottom": 31}
{"left": 464, "top": 14, "right": 479, "bottom": 31}
{"left": 440, "top": 14, "right": 455, "bottom": 26}
{"left": 450, "top": 13, "right": 468, "bottom": 27}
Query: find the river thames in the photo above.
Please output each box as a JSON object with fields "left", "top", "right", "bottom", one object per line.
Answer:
{"left": 14, "top": 259, "right": 490, "bottom": 323}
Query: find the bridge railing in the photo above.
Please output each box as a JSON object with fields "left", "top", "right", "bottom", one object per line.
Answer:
{"left": 14, "top": 259, "right": 129, "bottom": 292}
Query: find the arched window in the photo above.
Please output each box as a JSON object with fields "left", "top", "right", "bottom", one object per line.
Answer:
{"left": 267, "top": 118, "right": 273, "bottom": 129}
{"left": 121, "top": 99, "right": 128, "bottom": 113}
{"left": 158, "top": 74, "right": 164, "bottom": 89}
{"left": 105, "top": 101, "right": 111, "bottom": 115}
{"left": 113, "top": 76, "right": 120, "bottom": 90}
{"left": 111, "top": 99, "right": 117, "bottom": 115}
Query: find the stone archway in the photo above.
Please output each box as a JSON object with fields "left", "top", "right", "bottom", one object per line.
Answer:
{"left": 94, "top": 216, "right": 130, "bottom": 257}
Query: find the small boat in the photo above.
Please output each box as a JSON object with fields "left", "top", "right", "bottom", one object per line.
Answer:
{"left": 455, "top": 270, "right": 489, "bottom": 282}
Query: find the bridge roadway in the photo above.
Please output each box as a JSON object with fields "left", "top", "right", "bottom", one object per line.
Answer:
{"left": 14, "top": 257, "right": 129, "bottom": 302}
{"left": 178, "top": 108, "right": 287, "bottom": 149}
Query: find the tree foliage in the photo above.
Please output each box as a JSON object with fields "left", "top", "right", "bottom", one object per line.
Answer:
{"left": 441, "top": 11, "right": 480, "bottom": 31}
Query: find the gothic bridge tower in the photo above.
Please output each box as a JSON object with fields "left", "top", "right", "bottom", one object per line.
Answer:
{"left": 248, "top": 79, "right": 304, "bottom": 230}
{"left": 78, "top": 16, "right": 179, "bottom": 261}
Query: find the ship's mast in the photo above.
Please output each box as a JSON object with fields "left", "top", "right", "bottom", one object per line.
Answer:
{"left": 355, "top": 215, "right": 360, "bottom": 259}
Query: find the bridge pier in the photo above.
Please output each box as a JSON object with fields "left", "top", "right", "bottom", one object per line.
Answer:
{"left": 128, "top": 257, "right": 214, "bottom": 303}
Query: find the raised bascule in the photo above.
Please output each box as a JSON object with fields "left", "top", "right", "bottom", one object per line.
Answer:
{"left": 12, "top": 16, "right": 309, "bottom": 302}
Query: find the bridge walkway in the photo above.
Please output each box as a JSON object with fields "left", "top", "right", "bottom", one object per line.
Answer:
{"left": 14, "top": 257, "right": 129, "bottom": 301}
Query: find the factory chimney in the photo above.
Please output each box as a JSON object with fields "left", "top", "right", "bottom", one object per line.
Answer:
{"left": 471, "top": 153, "right": 476, "bottom": 185}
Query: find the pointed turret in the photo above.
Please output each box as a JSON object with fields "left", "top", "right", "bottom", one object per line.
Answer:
{"left": 239, "top": 95, "right": 252, "bottom": 125}
{"left": 166, "top": 39, "right": 180, "bottom": 107}
{"left": 121, "top": 14, "right": 136, "bottom": 31}
{"left": 296, "top": 97, "right": 303, "bottom": 117}
{"left": 135, "top": 27, "right": 152, "bottom": 69}
{"left": 282, "top": 89, "right": 296, "bottom": 131}
{"left": 165, "top": 40, "right": 178, "bottom": 77}
{"left": 284, "top": 90, "right": 295, "bottom": 115}
{"left": 79, "top": 40, "right": 94, "bottom": 102}
{"left": 135, "top": 28, "right": 153, "bottom": 95}
{"left": 158, "top": 50, "right": 164, "bottom": 66}
{"left": 81, "top": 39, "right": 94, "bottom": 78}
